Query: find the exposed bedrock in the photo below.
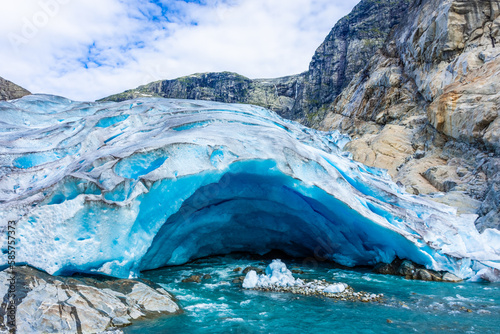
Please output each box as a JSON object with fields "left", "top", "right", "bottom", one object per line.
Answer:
{"left": 101, "top": 0, "right": 413, "bottom": 124}
{"left": 0, "top": 266, "right": 180, "bottom": 333}
{"left": 0, "top": 76, "right": 30, "bottom": 101}
{"left": 318, "top": 0, "right": 500, "bottom": 230}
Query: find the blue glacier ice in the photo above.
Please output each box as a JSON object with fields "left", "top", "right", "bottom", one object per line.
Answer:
{"left": 0, "top": 94, "right": 499, "bottom": 279}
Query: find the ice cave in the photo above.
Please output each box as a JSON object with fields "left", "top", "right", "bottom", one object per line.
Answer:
{"left": 1, "top": 95, "right": 499, "bottom": 279}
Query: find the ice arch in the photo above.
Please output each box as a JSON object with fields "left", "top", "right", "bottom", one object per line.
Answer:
{"left": 0, "top": 95, "right": 498, "bottom": 279}
{"left": 140, "top": 160, "right": 431, "bottom": 271}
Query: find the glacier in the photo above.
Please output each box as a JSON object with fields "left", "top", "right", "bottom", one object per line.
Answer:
{"left": 0, "top": 94, "right": 499, "bottom": 279}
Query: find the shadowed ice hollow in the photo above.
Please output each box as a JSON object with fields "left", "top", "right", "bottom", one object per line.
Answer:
{"left": 0, "top": 95, "right": 499, "bottom": 279}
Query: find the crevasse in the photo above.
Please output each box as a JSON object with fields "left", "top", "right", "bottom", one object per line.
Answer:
{"left": 0, "top": 95, "right": 499, "bottom": 279}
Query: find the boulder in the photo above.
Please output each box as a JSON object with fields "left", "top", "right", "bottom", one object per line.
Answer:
{"left": 0, "top": 266, "right": 180, "bottom": 334}
{"left": 442, "top": 272, "right": 463, "bottom": 283}
{"left": 182, "top": 275, "right": 202, "bottom": 283}
{"left": 415, "top": 269, "right": 433, "bottom": 281}
{"left": 242, "top": 266, "right": 264, "bottom": 275}
{"left": 397, "top": 260, "right": 416, "bottom": 277}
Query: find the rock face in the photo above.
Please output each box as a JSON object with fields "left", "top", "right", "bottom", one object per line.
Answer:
{"left": 318, "top": 0, "right": 500, "bottom": 230}
{"left": 0, "top": 266, "right": 180, "bottom": 333}
{"left": 0, "top": 77, "right": 30, "bottom": 101}
{"left": 101, "top": 0, "right": 411, "bottom": 123}
{"left": 302, "top": 0, "right": 413, "bottom": 125}
{"left": 101, "top": 72, "right": 305, "bottom": 120}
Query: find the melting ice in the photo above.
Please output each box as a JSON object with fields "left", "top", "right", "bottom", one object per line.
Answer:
{"left": 0, "top": 94, "right": 499, "bottom": 279}
{"left": 242, "top": 259, "right": 347, "bottom": 294}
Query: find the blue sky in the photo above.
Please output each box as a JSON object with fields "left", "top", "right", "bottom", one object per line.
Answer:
{"left": 0, "top": 0, "right": 360, "bottom": 101}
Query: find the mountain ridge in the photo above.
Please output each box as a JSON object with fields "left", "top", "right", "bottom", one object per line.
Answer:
{"left": 0, "top": 76, "right": 30, "bottom": 101}
{"left": 101, "top": 0, "right": 412, "bottom": 124}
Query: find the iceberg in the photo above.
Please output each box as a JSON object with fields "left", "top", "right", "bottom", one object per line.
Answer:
{"left": 242, "top": 259, "right": 349, "bottom": 296}
{"left": 243, "top": 259, "right": 299, "bottom": 289}
{"left": 0, "top": 94, "right": 499, "bottom": 279}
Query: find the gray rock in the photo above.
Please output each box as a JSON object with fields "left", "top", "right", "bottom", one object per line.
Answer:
{"left": 0, "top": 76, "right": 30, "bottom": 101}
{"left": 242, "top": 266, "right": 264, "bottom": 275}
{"left": 415, "top": 269, "right": 433, "bottom": 281}
{"left": 373, "top": 262, "right": 397, "bottom": 275}
{"left": 100, "top": 72, "right": 305, "bottom": 121}
{"left": 442, "top": 272, "right": 463, "bottom": 283}
{"left": 302, "top": 0, "right": 413, "bottom": 125}
{"left": 374, "top": 259, "right": 450, "bottom": 282}
{"left": 182, "top": 275, "right": 202, "bottom": 283}
{"left": 317, "top": 0, "right": 500, "bottom": 228}
{"left": 0, "top": 266, "right": 180, "bottom": 334}
{"left": 397, "top": 260, "right": 416, "bottom": 277}
{"left": 422, "top": 166, "right": 461, "bottom": 193}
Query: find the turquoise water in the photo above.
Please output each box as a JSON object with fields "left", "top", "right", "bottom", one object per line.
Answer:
{"left": 124, "top": 255, "right": 500, "bottom": 334}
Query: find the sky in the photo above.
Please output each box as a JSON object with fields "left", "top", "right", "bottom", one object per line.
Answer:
{"left": 0, "top": 0, "right": 360, "bottom": 101}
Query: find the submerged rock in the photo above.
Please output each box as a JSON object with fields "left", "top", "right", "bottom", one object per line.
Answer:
{"left": 242, "top": 266, "right": 264, "bottom": 275}
{"left": 291, "top": 269, "right": 304, "bottom": 274}
{"left": 182, "top": 275, "right": 202, "bottom": 283}
{"left": 0, "top": 266, "right": 180, "bottom": 333}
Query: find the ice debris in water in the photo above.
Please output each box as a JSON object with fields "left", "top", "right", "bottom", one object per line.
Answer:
{"left": 0, "top": 95, "right": 499, "bottom": 280}
{"left": 243, "top": 259, "right": 300, "bottom": 289}
{"left": 470, "top": 268, "right": 500, "bottom": 283}
{"left": 243, "top": 260, "right": 349, "bottom": 295}
{"left": 323, "top": 283, "right": 346, "bottom": 294}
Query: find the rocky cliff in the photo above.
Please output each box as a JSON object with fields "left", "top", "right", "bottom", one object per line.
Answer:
{"left": 319, "top": 0, "right": 500, "bottom": 231}
{"left": 102, "top": 71, "right": 306, "bottom": 120}
{"left": 0, "top": 76, "right": 30, "bottom": 101}
{"left": 302, "top": 0, "right": 413, "bottom": 124}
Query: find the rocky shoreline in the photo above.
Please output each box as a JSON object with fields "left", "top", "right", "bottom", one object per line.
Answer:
{"left": 0, "top": 266, "right": 180, "bottom": 334}
{"left": 0, "top": 257, "right": 486, "bottom": 333}
{"left": 373, "top": 258, "right": 463, "bottom": 282}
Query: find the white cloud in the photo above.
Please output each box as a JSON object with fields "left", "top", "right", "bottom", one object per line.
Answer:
{"left": 0, "top": 0, "right": 360, "bottom": 101}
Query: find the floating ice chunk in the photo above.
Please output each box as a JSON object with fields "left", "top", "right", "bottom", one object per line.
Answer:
{"left": 242, "top": 270, "right": 258, "bottom": 289}
{"left": 243, "top": 260, "right": 350, "bottom": 296}
{"left": 265, "top": 259, "right": 296, "bottom": 287}
{"left": 323, "top": 283, "right": 347, "bottom": 294}
{"left": 243, "top": 260, "right": 299, "bottom": 289}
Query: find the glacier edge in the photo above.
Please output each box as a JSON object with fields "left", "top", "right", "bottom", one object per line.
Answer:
{"left": 0, "top": 95, "right": 498, "bottom": 279}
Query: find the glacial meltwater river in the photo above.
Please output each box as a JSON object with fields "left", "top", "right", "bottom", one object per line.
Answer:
{"left": 123, "top": 255, "right": 500, "bottom": 334}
